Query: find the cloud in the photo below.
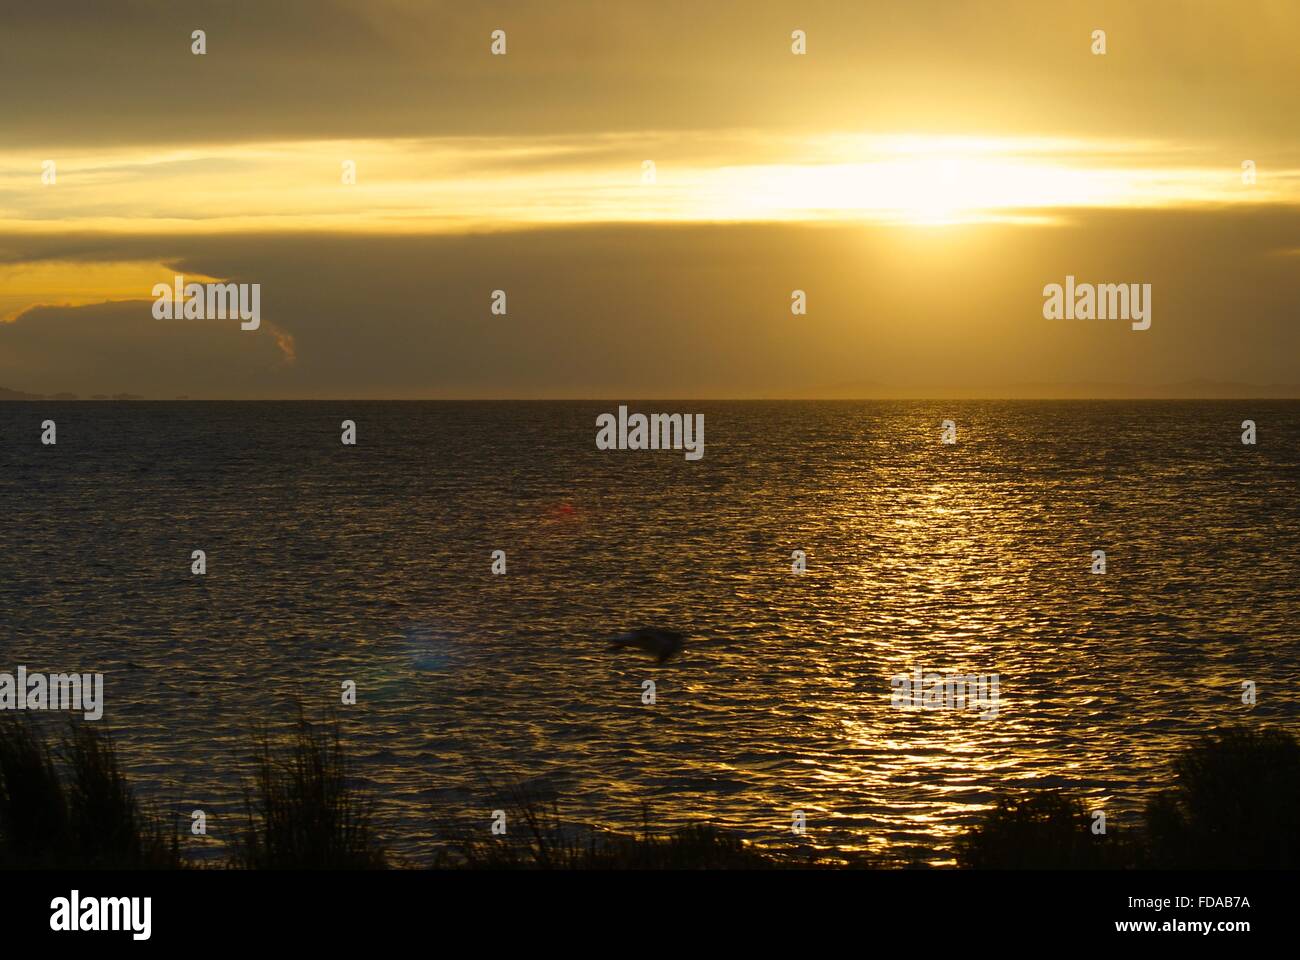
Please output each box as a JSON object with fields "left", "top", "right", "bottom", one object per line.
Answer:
{"left": 6, "top": 133, "right": 1294, "bottom": 235}
{"left": 2, "top": 208, "right": 1298, "bottom": 398}
{"left": 4, "top": 1, "right": 1300, "bottom": 149}
{"left": 0, "top": 298, "right": 293, "bottom": 397}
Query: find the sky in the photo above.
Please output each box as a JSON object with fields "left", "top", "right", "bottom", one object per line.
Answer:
{"left": 1, "top": 0, "right": 1298, "bottom": 398}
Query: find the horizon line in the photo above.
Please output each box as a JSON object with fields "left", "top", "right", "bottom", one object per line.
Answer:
{"left": 5, "top": 396, "right": 1300, "bottom": 403}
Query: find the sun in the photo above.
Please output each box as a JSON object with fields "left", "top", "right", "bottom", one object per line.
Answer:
{"left": 708, "top": 134, "right": 1144, "bottom": 226}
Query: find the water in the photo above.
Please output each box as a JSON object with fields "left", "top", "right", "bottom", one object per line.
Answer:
{"left": 1, "top": 401, "right": 1297, "bottom": 865}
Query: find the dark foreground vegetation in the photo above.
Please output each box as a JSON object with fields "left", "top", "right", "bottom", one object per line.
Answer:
{"left": 0, "top": 719, "right": 178, "bottom": 868}
{"left": 1, "top": 717, "right": 1296, "bottom": 869}
{"left": 956, "top": 726, "right": 1300, "bottom": 869}
{"left": 437, "top": 782, "right": 781, "bottom": 869}
{"left": 231, "top": 716, "right": 388, "bottom": 869}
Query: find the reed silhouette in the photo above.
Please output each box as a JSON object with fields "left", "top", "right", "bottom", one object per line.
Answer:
{"left": 232, "top": 714, "right": 386, "bottom": 870}
{"left": 0, "top": 718, "right": 178, "bottom": 868}
{"left": 3, "top": 719, "right": 1296, "bottom": 869}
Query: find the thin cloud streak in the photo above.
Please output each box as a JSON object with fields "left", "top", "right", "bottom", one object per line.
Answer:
{"left": 4, "top": 132, "right": 1296, "bottom": 234}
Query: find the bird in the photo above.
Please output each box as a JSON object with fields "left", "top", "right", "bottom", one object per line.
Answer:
{"left": 606, "top": 627, "right": 687, "bottom": 663}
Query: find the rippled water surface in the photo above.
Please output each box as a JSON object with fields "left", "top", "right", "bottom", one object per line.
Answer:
{"left": 2, "top": 401, "right": 1298, "bottom": 864}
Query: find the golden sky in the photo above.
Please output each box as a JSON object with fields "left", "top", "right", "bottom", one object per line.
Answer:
{"left": 1, "top": 1, "right": 1298, "bottom": 397}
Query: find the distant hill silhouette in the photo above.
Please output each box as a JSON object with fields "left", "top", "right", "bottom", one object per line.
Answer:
{"left": 0, "top": 386, "right": 140, "bottom": 401}
{"left": 0, "top": 386, "right": 42, "bottom": 400}
{"left": 818, "top": 379, "right": 1300, "bottom": 400}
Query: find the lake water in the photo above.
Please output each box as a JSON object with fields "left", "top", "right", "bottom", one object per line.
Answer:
{"left": 1, "top": 400, "right": 1297, "bottom": 865}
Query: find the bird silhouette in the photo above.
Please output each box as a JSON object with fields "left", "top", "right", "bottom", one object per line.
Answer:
{"left": 606, "top": 627, "right": 687, "bottom": 663}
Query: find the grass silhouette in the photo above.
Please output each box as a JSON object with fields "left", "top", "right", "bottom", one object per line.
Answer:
{"left": 232, "top": 713, "right": 386, "bottom": 870}
{"left": 3, "top": 718, "right": 1296, "bottom": 869}
{"left": 0, "top": 717, "right": 178, "bottom": 868}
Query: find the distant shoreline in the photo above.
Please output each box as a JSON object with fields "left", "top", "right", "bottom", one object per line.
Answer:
{"left": 4, "top": 395, "right": 1300, "bottom": 403}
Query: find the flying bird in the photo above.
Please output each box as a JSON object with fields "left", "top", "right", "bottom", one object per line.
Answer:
{"left": 606, "top": 627, "right": 687, "bottom": 663}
